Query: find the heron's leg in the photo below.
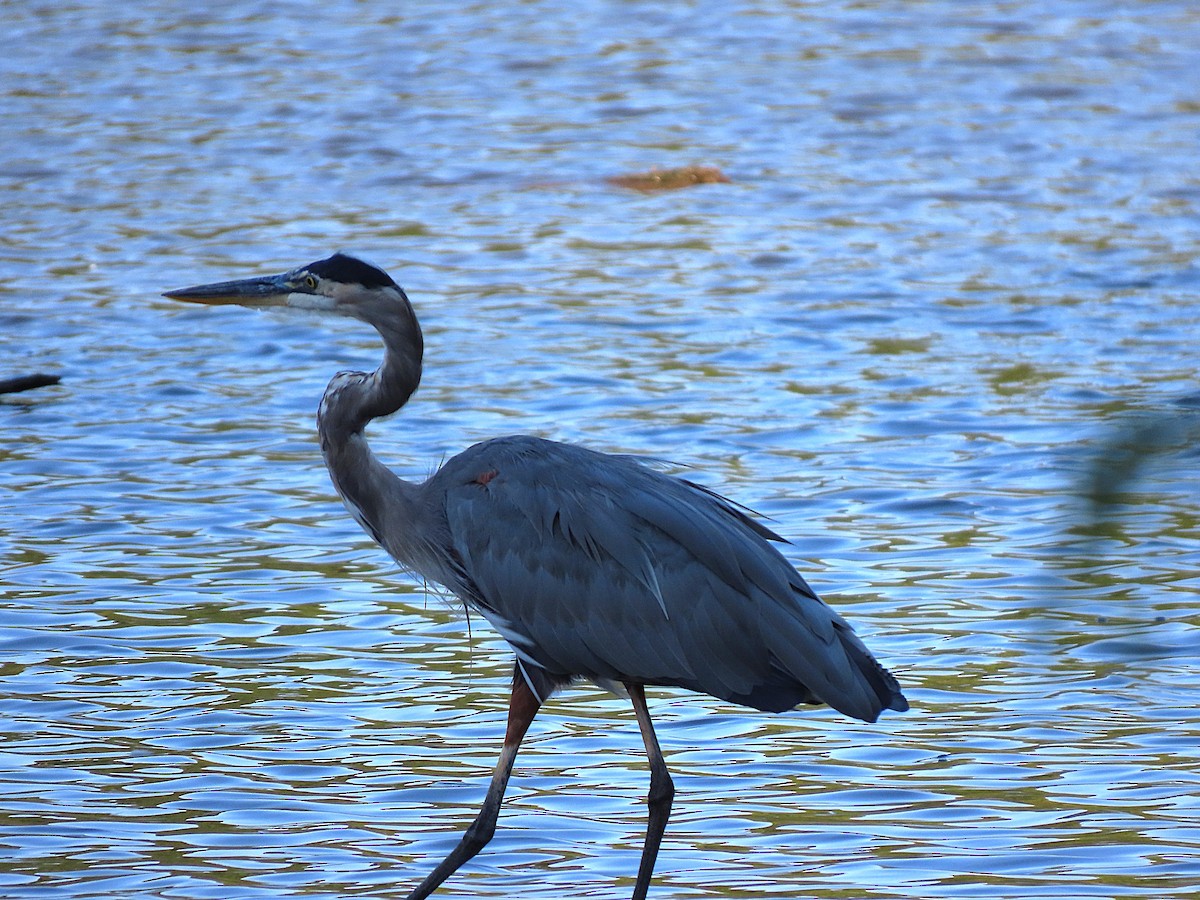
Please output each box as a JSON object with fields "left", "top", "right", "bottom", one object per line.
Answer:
{"left": 405, "top": 669, "right": 541, "bottom": 900}
{"left": 626, "top": 682, "right": 675, "bottom": 900}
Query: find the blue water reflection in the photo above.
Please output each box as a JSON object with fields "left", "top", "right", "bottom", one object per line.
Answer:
{"left": 3, "top": 1, "right": 1199, "bottom": 898}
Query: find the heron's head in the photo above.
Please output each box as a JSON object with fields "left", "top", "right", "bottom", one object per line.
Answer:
{"left": 164, "top": 252, "right": 409, "bottom": 323}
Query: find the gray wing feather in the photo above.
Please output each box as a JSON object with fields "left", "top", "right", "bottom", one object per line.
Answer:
{"left": 433, "top": 436, "right": 903, "bottom": 722}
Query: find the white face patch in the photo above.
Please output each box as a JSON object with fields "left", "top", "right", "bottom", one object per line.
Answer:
{"left": 285, "top": 291, "right": 339, "bottom": 313}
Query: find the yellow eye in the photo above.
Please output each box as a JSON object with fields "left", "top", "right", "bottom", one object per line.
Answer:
{"left": 304, "top": 274, "right": 318, "bottom": 290}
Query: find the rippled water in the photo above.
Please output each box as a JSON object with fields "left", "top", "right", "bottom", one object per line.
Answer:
{"left": 3, "top": 1, "right": 1199, "bottom": 898}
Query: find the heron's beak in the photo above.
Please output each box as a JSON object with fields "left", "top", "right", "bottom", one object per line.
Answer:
{"left": 163, "top": 273, "right": 292, "bottom": 307}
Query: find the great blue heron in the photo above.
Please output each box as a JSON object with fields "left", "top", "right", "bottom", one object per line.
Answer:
{"left": 165, "top": 253, "right": 908, "bottom": 900}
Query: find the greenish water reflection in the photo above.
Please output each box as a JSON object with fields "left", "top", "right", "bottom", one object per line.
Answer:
{"left": 3, "top": 0, "right": 1199, "bottom": 898}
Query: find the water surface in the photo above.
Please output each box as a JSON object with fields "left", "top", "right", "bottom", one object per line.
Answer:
{"left": 2, "top": 2, "right": 1199, "bottom": 898}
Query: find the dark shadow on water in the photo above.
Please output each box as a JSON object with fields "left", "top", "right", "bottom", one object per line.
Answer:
{"left": 1084, "top": 393, "right": 1200, "bottom": 509}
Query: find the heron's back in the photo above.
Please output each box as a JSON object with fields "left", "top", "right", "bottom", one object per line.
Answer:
{"left": 424, "top": 436, "right": 906, "bottom": 722}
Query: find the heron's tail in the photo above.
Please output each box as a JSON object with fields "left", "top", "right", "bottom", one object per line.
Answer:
{"left": 835, "top": 630, "right": 909, "bottom": 722}
{"left": 762, "top": 596, "right": 908, "bottom": 723}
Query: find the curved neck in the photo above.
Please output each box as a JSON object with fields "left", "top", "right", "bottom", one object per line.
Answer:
{"left": 316, "top": 291, "right": 427, "bottom": 565}
{"left": 319, "top": 296, "right": 424, "bottom": 439}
